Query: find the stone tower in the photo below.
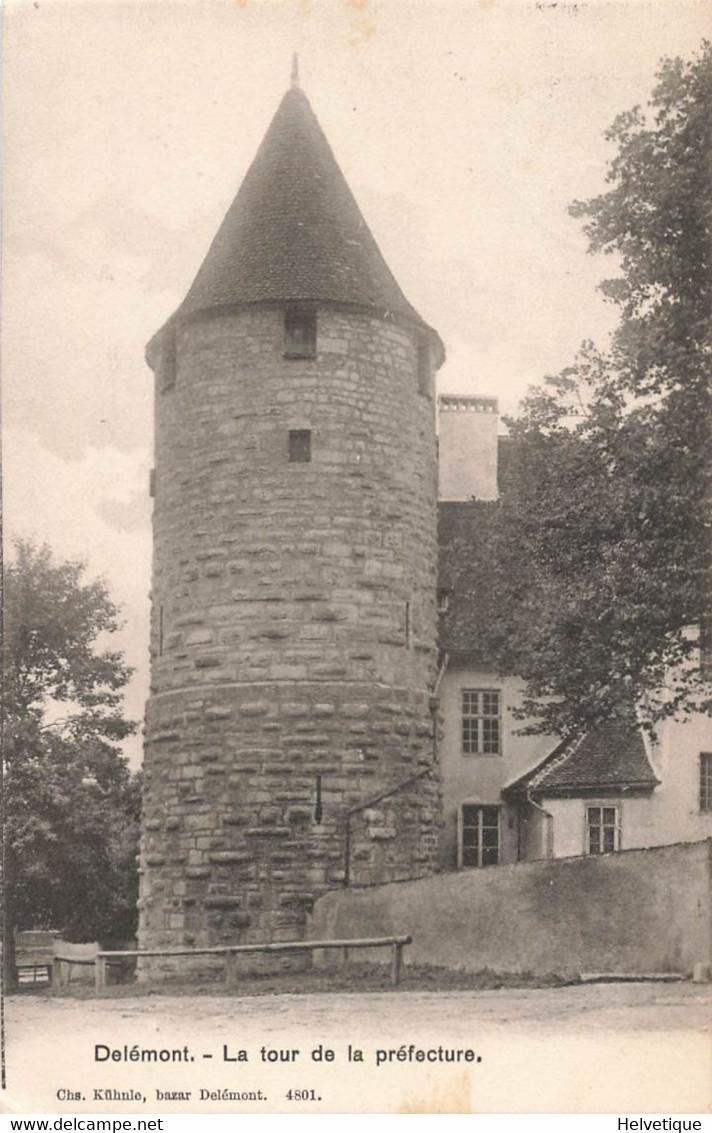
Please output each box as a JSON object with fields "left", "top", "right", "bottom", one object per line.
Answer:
{"left": 139, "top": 75, "right": 445, "bottom": 962}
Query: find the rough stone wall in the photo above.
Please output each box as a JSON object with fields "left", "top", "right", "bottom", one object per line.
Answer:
{"left": 139, "top": 305, "right": 441, "bottom": 964}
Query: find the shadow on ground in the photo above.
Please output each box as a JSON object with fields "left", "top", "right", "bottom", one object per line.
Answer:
{"left": 11, "top": 962, "right": 574, "bottom": 1000}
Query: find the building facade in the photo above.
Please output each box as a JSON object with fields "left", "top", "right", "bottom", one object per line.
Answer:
{"left": 436, "top": 394, "right": 712, "bottom": 872}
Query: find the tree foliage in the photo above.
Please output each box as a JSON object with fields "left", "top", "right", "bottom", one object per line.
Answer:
{"left": 480, "top": 43, "right": 712, "bottom": 737}
{"left": 3, "top": 541, "right": 140, "bottom": 952}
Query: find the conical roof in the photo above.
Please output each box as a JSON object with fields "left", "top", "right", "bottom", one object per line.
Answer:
{"left": 151, "top": 85, "right": 443, "bottom": 360}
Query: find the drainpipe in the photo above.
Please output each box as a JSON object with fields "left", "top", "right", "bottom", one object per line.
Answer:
{"left": 432, "top": 652, "right": 449, "bottom": 699}
{"left": 526, "top": 789, "right": 554, "bottom": 859}
{"left": 430, "top": 652, "right": 449, "bottom": 766}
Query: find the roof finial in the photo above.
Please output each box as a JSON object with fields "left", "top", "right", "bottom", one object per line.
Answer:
{"left": 291, "top": 53, "right": 300, "bottom": 90}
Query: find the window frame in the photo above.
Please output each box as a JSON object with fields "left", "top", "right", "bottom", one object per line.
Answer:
{"left": 458, "top": 803, "right": 501, "bottom": 869}
{"left": 461, "top": 688, "right": 501, "bottom": 756}
{"left": 585, "top": 803, "right": 621, "bottom": 855}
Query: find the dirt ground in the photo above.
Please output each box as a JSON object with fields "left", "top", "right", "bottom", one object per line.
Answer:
{"left": 3, "top": 980, "right": 711, "bottom": 1114}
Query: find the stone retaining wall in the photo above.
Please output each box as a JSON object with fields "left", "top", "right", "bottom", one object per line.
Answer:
{"left": 311, "top": 839, "right": 712, "bottom": 977}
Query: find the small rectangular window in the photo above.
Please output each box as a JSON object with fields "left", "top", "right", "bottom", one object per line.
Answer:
{"left": 460, "top": 804, "right": 500, "bottom": 868}
{"left": 586, "top": 805, "right": 620, "bottom": 854}
{"left": 700, "top": 753, "right": 712, "bottom": 812}
{"left": 285, "top": 307, "right": 316, "bottom": 358}
{"left": 289, "top": 429, "right": 311, "bottom": 463}
{"left": 462, "top": 689, "right": 501, "bottom": 754}
{"left": 314, "top": 774, "right": 323, "bottom": 824}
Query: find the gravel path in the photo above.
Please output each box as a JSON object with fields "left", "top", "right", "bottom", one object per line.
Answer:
{"left": 3, "top": 982, "right": 710, "bottom": 1114}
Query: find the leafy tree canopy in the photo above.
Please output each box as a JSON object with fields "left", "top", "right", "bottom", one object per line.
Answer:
{"left": 3, "top": 541, "right": 140, "bottom": 949}
{"left": 479, "top": 42, "right": 712, "bottom": 738}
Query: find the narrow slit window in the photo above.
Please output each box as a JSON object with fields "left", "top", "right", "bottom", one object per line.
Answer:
{"left": 284, "top": 307, "right": 317, "bottom": 358}
{"left": 314, "top": 775, "right": 323, "bottom": 824}
{"left": 289, "top": 429, "right": 312, "bottom": 463}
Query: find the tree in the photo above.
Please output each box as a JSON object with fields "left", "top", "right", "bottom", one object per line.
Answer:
{"left": 2, "top": 541, "right": 139, "bottom": 988}
{"left": 479, "top": 43, "right": 712, "bottom": 738}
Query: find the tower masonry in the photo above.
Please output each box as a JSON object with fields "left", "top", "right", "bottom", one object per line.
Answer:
{"left": 139, "top": 79, "right": 445, "bottom": 965}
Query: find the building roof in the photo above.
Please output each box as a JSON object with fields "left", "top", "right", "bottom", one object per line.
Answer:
{"left": 438, "top": 499, "right": 501, "bottom": 662}
{"left": 149, "top": 85, "right": 443, "bottom": 360}
{"left": 502, "top": 714, "right": 659, "bottom": 797}
{"left": 437, "top": 443, "right": 526, "bottom": 659}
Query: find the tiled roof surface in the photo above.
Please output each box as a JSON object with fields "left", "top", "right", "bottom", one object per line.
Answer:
{"left": 503, "top": 714, "right": 659, "bottom": 796}
{"left": 438, "top": 500, "right": 501, "bottom": 660}
{"left": 159, "top": 87, "right": 442, "bottom": 356}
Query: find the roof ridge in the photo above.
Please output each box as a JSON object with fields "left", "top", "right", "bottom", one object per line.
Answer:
{"left": 528, "top": 731, "right": 587, "bottom": 791}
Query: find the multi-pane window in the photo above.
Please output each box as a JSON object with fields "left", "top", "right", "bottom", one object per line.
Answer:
{"left": 288, "top": 429, "right": 312, "bottom": 463}
{"left": 284, "top": 306, "right": 316, "bottom": 358}
{"left": 460, "top": 804, "right": 500, "bottom": 868}
{"left": 462, "top": 689, "right": 500, "bottom": 754}
{"left": 700, "top": 753, "right": 712, "bottom": 812}
{"left": 586, "top": 805, "right": 620, "bottom": 854}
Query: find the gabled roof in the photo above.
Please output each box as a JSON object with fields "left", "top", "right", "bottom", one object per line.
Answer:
{"left": 150, "top": 85, "right": 443, "bottom": 360}
{"left": 503, "top": 714, "right": 659, "bottom": 797}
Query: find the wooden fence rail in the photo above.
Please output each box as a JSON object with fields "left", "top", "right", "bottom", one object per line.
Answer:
{"left": 52, "top": 954, "right": 96, "bottom": 990}
{"left": 93, "top": 935, "right": 412, "bottom": 991}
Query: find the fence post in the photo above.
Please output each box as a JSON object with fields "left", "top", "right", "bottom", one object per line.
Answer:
{"left": 95, "top": 955, "right": 106, "bottom": 993}
{"left": 225, "top": 952, "right": 237, "bottom": 988}
{"left": 390, "top": 942, "right": 403, "bottom": 987}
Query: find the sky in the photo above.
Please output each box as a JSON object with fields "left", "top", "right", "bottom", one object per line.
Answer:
{"left": 2, "top": 0, "right": 709, "bottom": 766}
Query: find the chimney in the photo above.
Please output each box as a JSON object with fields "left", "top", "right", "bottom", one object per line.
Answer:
{"left": 438, "top": 394, "right": 499, "bottom": 501}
